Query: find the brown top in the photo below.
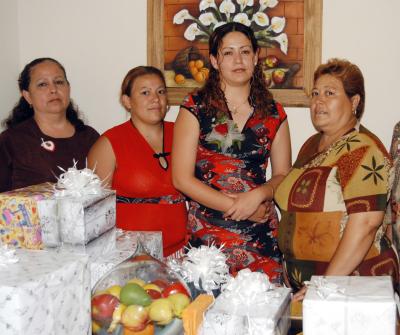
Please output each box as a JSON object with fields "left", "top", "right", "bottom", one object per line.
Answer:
{"left": 0, "top": 118, "right": 99, "bottom": 191}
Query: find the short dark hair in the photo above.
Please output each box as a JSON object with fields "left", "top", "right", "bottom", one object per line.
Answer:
{"left": 3, "top": 57, "right": 85, "bottom": 129}
{"left": 314, "top": 58, "right": 365, "bottom": 120}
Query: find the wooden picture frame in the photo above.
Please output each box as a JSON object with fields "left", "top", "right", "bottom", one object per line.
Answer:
{"left": 147, "top": 0, "right": 322, "bottom": 107}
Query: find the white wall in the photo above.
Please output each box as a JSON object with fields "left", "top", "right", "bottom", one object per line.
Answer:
{"left": 0, "top": 0, "right": 20, "bottom": 122}
{"left": 2, "top": 0, "right": 400, "bottom": 158}
{"left": 17, "top": 0, "right": 147, "bottom": 132}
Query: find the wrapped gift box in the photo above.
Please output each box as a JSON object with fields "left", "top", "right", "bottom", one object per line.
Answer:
{"left": 200, "top": 269, "right": 291, "bottom": 335}
{"left": 0, "top": 183, "right": 56, "bottom": 249}
{"left": 89, "top": 230, "right": 163, "bottom": 289}
{"left": 303, "top": 276, "right": 396, "bottom": 335}
{"left": 0, "top": 183, "right": 116, "bottom": 250}
{"left": 0, "top": 249, "right": 91, "bottom": 335}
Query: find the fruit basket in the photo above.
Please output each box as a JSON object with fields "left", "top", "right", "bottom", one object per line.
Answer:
{"left": 91, "top": 250, "right": 191, "bottom": 335}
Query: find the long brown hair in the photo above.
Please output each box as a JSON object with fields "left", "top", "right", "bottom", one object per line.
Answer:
{"left": 198, "top": 22, "right": 274, "bottom": 118}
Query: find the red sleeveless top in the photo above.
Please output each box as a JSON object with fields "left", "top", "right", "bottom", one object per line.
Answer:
{"left": 103, "top": 121, "right": 187, "bottom": 256}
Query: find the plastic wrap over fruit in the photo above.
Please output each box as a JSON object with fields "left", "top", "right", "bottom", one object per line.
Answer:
{"left": 91, "top": 244, "right": 191, "bottom": 335}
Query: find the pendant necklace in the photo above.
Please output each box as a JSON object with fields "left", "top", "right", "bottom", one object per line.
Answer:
{"left": 229, "top": 99, "right": 249, "bottom": 115}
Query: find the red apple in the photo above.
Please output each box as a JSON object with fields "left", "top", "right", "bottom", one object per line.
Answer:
{"left": 161, "top": 282, "right": 190, "bottom": 298}
{"left": 91, "top": 293, "right": 120, "bottom": 325}
{"left": 146, "top": 289, "right": 162, "bottom": 299}
{"left": 265, "top": 55, "right": 279, "bottom": 68}
{"left": 272, "top": 69, "right": 286, "bottom": 84}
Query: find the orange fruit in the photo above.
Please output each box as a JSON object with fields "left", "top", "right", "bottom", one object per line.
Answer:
{"left": 123, "top": 324, "right": 155, "bottom": 335}
{"left": 195, "top": 59, "right": 204, "bottom": 69}
{"left": 174, "top": 74, "right": 185, "bottom": 85}
{"left": 194, "top": 71, "right": 206, "bottom": 83}
{"left": 188, "top": 60, "right": 196, "bottom": 69}
{"left": 190, "top": 67, "right": 199, "bottom": 77}
{"left": 200, "top": 67, "right": 209, "bottom": 79}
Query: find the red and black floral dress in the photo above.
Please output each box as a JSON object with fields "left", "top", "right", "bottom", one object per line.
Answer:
{"left": 181, "top": 93, "right": 287, "bottom": 283}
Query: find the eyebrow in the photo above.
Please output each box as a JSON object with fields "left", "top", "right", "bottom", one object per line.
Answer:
{"left": 221, "top": 45, "right": 252, "bottom": 50}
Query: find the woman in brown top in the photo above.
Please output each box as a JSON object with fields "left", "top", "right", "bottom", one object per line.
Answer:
{"left": 0, "top": 57, "right": 99, "bottom": 191}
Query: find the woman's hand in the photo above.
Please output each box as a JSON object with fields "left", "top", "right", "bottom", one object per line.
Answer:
{"left": 247, "top": 202, "right": 271, "bottom": 223}
{"left": 223, "top": 188, "right": 265, "bottom": 221}
{"left": 292, "top": 286, "right": 307, "bottom": 302}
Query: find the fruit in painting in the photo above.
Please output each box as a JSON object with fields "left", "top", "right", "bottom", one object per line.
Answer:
{"left": 91, "top": 293, "right": 120, "bottom": 325}
{"left": 272, "top": 69, "right": 286, "bottom": 84}
{"left": 174, "top": 74, "right": 185, "bottom": 85}
{"left": 120, "top": 283, "right": 152, "bottom": 307}
{"left": 167, "top": 293, "right": 191, "bottom": 317}
{"left": 121, "top": 305, "right": 149, "bottom": 332}
{"left": 148, "top": 298, "right": 174, "bottom": 325}
{"left": 265, "top": 55, "right": 279, "bottom": 68}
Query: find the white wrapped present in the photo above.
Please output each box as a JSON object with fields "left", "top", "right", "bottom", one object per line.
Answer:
{"left": 200, "top": 269, "right": 291, "bottom": 335}
{"left": 303, "top": 276, "right": 396, "bottom": 335}
{"left": 0, "top": 249, "right": 91, "bottom": 335}
{"left": 89, "top": 230, "right": 163, "bottom": 289}
{"left": 56, "top": 189, "right": 116, "bottom": 246}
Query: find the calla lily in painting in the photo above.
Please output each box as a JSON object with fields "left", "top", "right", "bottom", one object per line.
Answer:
{"left": 253, "top": 12, "right": 270, "bottom": 27}
{"left": 271, "top": 33, "right": 288, "bottom": 54}
{"left": 199, "top": 0, "right": 217, "bottom": 11}
{"left": 184, "top": 22, "right": 202, "bottom": 41}
{"left": 233, "top": 13, "right": 251, "bottom": 26}
{"left": 199, "top": 12, "right": 218, "bottom": 26}
{"left": 236, "top": 0, "right": 254, "bottom": 11}
{"left": 259, "top": 0, "right": 279, "bottom": 11}
{"left": 219, "top": 0, "right": 236, "bottom": 20}
{"left": 270, "top": 16, "right": 286, "bottom": 33}
{"left": 173, "top": 9, "right": 193, "bottom": 25}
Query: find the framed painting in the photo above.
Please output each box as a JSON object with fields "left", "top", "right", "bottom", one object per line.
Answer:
{"left": 147, "top": 0, "right": 322, "bottom": 107}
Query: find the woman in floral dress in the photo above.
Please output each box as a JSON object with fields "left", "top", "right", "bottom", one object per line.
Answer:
{"left": 172, "top": 22, "right": 291, "bottom": 283}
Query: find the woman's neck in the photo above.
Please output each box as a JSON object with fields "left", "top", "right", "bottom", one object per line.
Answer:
{"left": 131, "top": 117, "right": 164, "bottom": 153}
{"left": 223, "top": 82, "right": 251, "bottom": 106}
{"left": 34, "top": 112, "right": 74, "bottom": 138}
{"left": 318, "top": 119, "right": 357, "bottom": 152}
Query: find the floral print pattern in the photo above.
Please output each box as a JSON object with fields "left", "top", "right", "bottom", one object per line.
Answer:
{"left": 181, "top": 93, "right": 287, "bottom": 283}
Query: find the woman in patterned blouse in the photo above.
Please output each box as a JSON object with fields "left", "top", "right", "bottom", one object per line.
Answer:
{"left": 275, "top": 59, "right": 399, "bottom": 299}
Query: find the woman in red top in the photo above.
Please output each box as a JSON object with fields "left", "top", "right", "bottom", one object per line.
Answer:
{"left": 88, "top": 66, "right": 187, "bottom": 257}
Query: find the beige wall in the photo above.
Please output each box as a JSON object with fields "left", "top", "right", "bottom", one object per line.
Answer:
{"left": 1, "top": 0, "right": 400, "bottom": 159}
{"left": 0, "top": 0, "right": 19, "bottom": 120}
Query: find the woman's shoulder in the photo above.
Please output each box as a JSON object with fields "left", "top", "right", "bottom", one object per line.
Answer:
{"left": 269, "top": 100, "right": 287, "bottom": 122}
{"left": 0, "top": 118, "right": 36, "bottom": 140}
{"left": 102, "top": 120, "right": 131, "bottom": 138}
{"left": 356, "top": 125, "right": 390, "bottom": 157}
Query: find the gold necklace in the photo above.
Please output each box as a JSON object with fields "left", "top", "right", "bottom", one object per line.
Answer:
{"left": 228, "top": 99, "right": 248, "bottom": 115}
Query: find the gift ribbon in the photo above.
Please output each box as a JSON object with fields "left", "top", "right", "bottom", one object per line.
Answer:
{"left": 54, "top": 161, "right": 103, "bottom": 198}
{"left": 304, "top": 276, "right": 346, "bottom": 299}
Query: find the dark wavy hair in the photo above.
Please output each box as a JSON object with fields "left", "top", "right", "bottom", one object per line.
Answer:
{"left": 120, "top": 66, "right": 166, "bottom": 111}
{"left": 3, "top": 57, "right": 85, "bottom": 130}
{"left": 198, "top": 22, "right": 274, "bottom": 118}
{"left": 314, "top": 58, "right": 365, "bottom": 120}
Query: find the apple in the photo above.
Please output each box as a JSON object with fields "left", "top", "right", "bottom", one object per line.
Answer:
{"left": 91, "top": 293, "right": 120, "bottom": 325}
{"left": 265, "top": 55, "right": 279, "bottom": 68}
{"left": 161, "top": 282, "right": 190, "bottom": 298}
{"left": 148, "top": 298, "right": 174, "bottom": 325}
{"left": 272, "top": 69, "right": 286, "bottom": 84}
{"left": 146, "top": 289, "right": 162, "bottom": 300}
{"left": 167, "top": 293, "right": 191, "bottom": 318}
{"left": 121, "top": 304, "right": 149, "bottom": 332}
{"left": 107, "top": 285, "right": 122, "bottom": 299}
{"left": 151, "top": 279, "right": 168, "bottom": 290}
{"left": 143, "top": 283, "right": 162, "bottom": 293}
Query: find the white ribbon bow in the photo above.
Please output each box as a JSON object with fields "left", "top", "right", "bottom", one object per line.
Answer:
{"left": 305, "top": 277, "right": 346, "bottom": 299}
